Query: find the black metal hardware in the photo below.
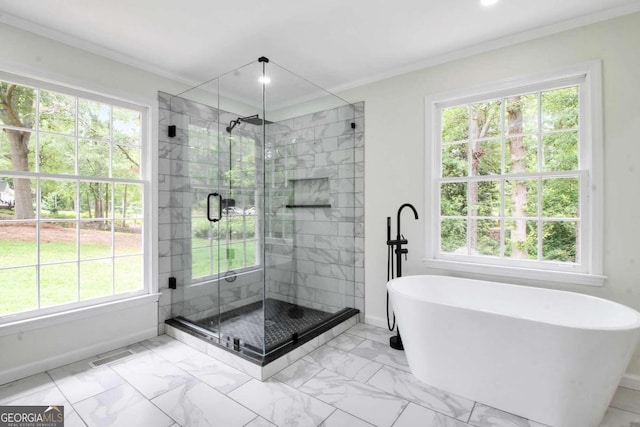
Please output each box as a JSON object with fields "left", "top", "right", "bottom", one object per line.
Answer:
{"left": 386, "top": 203, "right": 419, "bottom": 351}
{"left": 351, "top": 122, "right": 356, "bottom": 129}
{"left": 258, "top": 56, "right": 269, "bottom": 63}
{"left": 168, "top": 276, "right": 177, "bottom": 289}
{"left": 207, "top": 192, "right": 222, "bottom": 222}
{"left": 168, "top": 125, "right": 176, "bottom": 137}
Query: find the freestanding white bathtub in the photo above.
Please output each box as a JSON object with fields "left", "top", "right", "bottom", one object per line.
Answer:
{"left": 387, "top": 275, "right": 640, "bottom": 427}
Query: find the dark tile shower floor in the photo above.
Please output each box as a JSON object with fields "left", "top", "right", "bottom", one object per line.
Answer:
{"left": 195, "top": 298, "right": 334, "bottom": 353}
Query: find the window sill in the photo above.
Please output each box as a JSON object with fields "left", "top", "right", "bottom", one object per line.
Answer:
{"left": 422, "top": 258, "right": 606, "bottom": 287}
{"left": 0, "top": 293, "right": 160, "bottom": 337}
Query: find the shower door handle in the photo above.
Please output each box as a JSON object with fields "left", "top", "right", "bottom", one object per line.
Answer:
{"left": 207, "top": 192, "right": 222, "bottom": 222}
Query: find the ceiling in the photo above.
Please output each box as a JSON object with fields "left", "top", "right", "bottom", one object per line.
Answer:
{"left": 1, "top": 0, "right": 640, "bottom": 97}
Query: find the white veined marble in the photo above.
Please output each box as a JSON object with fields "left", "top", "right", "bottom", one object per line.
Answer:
{"left": 319, "top": 409, "right": 374, "bottom": 426}
{"left": 244, "top": 416, "right": 277, "bottom": 427}
{"left": 299, "top": 369, "right": 408, "bottom": 427}
{"left": 228, "top": 378, "right": 334, "bottom": 427}
{"left": 468, "top": 403, "right": 550, "bottom": 427}
{"left": 393, "top": 403, "right": 470, "bottom": 427}
{"left": 325, "top": 332, "right": 365, "bottom": 352}
{"left": 345, "top": 323, "right": 395, "bottom": 345}
{"left": 0, "top": 373, "right": 56, "bottom": 404}
{"left": 350, "top": 338, "right": 410, "bottom": 372}
{"left": 176, "top": 352, "right": 251, "bottom": 394}
{"left": 151, "top": 380, "right": 256, "bottom": 427}
{"left": 367, "top": 365, "right": 474, "bottom": 421}
{"left": 72, "top": 383, "right": 173, "bottom": 427}
{"left": 109, "top": 351, "right": 193, "bottom": 399}
{"left": 303, "top": 345, "right": 382, "bottom": 383}
{"left": 142, "top": 333, "right": 201, "bottom": 363}
{"left": 48, "top": 358, "right": 125, "bottom": 403}
{"left": 273, "top": 359, "right": 323, "bottom": 389}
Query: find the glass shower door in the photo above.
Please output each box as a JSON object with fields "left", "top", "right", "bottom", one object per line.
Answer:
{"left": 215, "top": 61, "right": 267, "bottom": 356}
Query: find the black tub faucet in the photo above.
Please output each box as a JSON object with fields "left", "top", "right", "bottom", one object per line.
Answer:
{"left": 386, "top": 203, "right": 419, "bottom": 351}
{"left": 394, "top": 203, "right": 419, "bottom": 278}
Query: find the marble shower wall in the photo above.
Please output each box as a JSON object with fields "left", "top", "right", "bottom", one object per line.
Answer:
{"left": 265, "top": 102, "right": 365, "bottom": 317}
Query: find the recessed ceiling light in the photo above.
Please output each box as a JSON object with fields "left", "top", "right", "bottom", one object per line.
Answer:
{"left": 259, "top": 76, "right": 271, "bottom": 85}
{"left": 481, "top": 0, "right": 499, "bottom": 6}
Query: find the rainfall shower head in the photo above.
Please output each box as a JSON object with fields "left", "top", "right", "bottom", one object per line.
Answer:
{"left": 226, "top": 114, "right": 273, "bottom": 133}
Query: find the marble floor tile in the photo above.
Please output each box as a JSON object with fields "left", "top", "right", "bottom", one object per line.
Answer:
{"left": 4, "top": 383, "right": 86, "bottom": 426}
{"left": 303, "top": 345, "right": 382, "bottom": 383}
{"left": 468, "top": 403, "right": 549, "bottom": 427}
{"left": 599, "top": 407, "right": 640, "bottom": 427}
{"left": 228, "top": 378, "right": 334, "bottom": 427}
{"left": 319, "top": 409, "right": 374, "bottom": 426}
{"left": 273, "top": 359, "right": 323, "bottom": 389}
{"left": 65, "top": 410, "right": 88, "bottom": 427}
{"left": 345, "top": 323, "right": 395, "bottom": 345}
{"left": 245, "top": 416, "right": 277, "bottom": 427}
{"left": 110, "top": 351, "right": 193, "bottom": 399}
{"left": 48, "top": 358, "right": 125, "bottom": 403}
{"left": 394, "top": 403, "right": 472, "bottom": 427}
{"left": 142, "top": 334, "right": 202, "bottom": 363}
{"left": 74, "top": 383, "right": 174, "bottom": 427}
{"left": 176, "top": 352, "right": 251, "bottom": 394}
{"left": 325, "top": 333, "right": 365, "bottom": 352}
{"left": 610, "top": 387, "right": 640, "bottom": 414}
{"left": 5, "top": 383, "right": 74, "bottom": 412}
{"left": 152, "top": 380, "right": 256, "bottom": 427}
{"left": 0, "top": 372, "right": 56, "bottom": 403}
{"left": 367, "top": 365, "right": 474, "bottom": 421}
{"left": 350, "top": 339, "right": 411, "bottom": 372}
{"left": 299, "top": 369, "right": 408, "bottom": 427}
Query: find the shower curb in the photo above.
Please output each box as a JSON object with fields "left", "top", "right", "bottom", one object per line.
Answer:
{"left": 166, "top": 312, "right": 359, "bottom": 380}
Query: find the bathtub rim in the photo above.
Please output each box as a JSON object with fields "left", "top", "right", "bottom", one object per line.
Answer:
{"left": 387, "top": 274, "right": 640, "bottom": 332}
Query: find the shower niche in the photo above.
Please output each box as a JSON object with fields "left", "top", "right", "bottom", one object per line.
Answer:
{"left": 162, "top": 57, "right": 360, "bottom": 377}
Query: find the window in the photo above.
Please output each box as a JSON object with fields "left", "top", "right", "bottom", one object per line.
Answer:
{"left": 425, "top": 63, "right": 603, "bottom": 285}
{"left": 0, "top": 73, "right": 149, "bottom": 321}
{"left": 189, "top": 125, "right": 259, "bottom": 280}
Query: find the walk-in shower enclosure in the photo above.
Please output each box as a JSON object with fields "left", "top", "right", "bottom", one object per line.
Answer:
{"left": 164, "top": 58, "right": 360, "bottom": 364}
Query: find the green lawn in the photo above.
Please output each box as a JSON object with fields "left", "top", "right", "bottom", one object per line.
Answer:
{"left": 1, "top": 240, "right": 142, "bottom": 316}
{"left": 2, "top": 237, "right": 256, "bottom": 315}
{"left": 191, "top": 238, "right": 257, "bottom": 278}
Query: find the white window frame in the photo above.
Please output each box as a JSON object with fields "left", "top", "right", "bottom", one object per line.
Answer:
{"left": 0, "top": 70, "right": 153, "bottom": 325}
{"left": 424, "top": 61, "right": 605, "bottom": 286}
{"left": 188, "top": 125, "right": 261, "bottom": 286}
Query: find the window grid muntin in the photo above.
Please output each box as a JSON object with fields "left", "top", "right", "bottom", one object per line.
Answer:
{"left": 438, "top": 83, "right": 583, "bottom": 269}
{"left": 0, "top": 76, "right": 146, "bottom": 320}
{"left": 189, "top": 124, "right": 260, "bottom": 283}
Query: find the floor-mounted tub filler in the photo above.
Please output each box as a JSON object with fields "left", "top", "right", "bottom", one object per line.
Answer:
{"left": 387, "top": 275, "right": 640, "bottom": 427}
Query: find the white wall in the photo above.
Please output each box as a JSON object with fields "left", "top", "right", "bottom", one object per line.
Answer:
{"left": 2, "top": 10, "right": 640, "bottom": 380}
{"left": 339, "top": 12, "right": 640, "bottom": 376}
{"left": 0, "top": 23, "right": 188, "bottom": 384}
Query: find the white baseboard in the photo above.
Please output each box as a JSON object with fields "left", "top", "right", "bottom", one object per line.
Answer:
{"left": 0, "top": 327, "right": 157, "bottom": 385}
{"left": 364, "top": 314, "right": 389, "bottom": 329}
{"left": 620, "top": 373, "right": 640, "bottom": 391}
